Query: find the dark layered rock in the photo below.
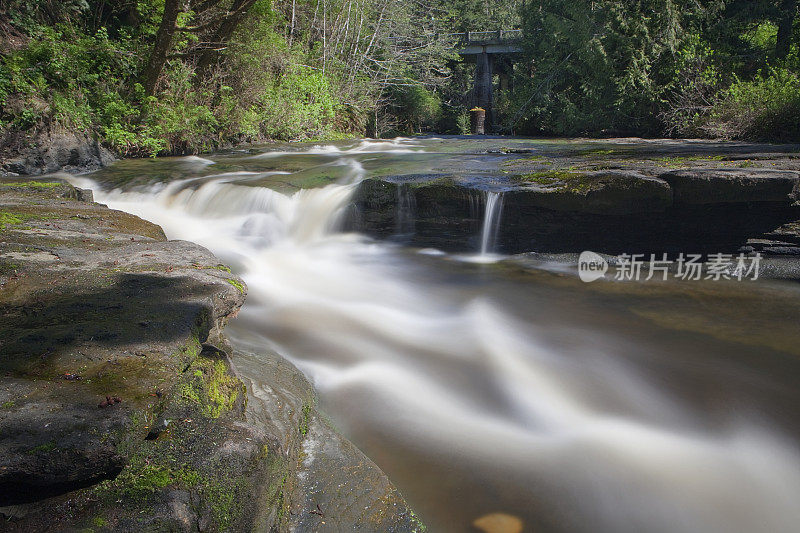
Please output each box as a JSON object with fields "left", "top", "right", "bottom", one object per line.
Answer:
{"left": 348, "top": 169, "right": 800, "bottom": 255}
{"left": 0, "top": 132, "right": 115, "bottom": 176}
{"left": 0, "top": 177, "right": 421, "bottom": 532}
{"left": 660, "top": 168, "right": 800, "bottom": 204}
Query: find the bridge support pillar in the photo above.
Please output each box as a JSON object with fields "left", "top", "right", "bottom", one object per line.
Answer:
{"left": 473, "top": 50, "right": 494, "bottom": 130}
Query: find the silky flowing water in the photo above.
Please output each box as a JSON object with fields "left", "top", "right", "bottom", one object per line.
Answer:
{"left": 72, "top": 138, "right": 800, "bottom": 533}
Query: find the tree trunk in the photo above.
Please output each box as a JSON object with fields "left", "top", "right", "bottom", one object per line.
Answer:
{"left": 194, "top": 0, "right": 258, "bottom": 83}
{"left": 776, "top": 0, "right": 797, "bottom": 59}
{"left": 143, "top": 0, "right": 182, "bottom": 97}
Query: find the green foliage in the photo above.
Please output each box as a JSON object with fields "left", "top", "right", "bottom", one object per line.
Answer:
{"left": 515, "top": 0, "right": 696, "bottom": 135}
{"left": 506, "top": 0, "right": 800, "bottom": 141}
{"left": 742, "top": 21, "right": 779, "bottom": 51}
{"left": 705, "top": 67, "right": 800, "bottom": 141}
{"left": 0, "top": 0, "right": 382, "bottom": 154}
{"left": 0, "top": 22, "right": 150, "bottom": 146}
{"left": 259, "top": 67, "right": 342, "bottom": 139}
{"left": 389, "top": 84, "right": 442, "bottom": 133}
{"left": 3, "top": 0, "right": 799, "bottom": 146}
{"left": 659, "top": 33, "right": 722, "bottom": 136}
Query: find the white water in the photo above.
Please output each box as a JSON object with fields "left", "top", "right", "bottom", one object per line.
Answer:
{"left": 480, "top": 191, "right": 504, "bottom": 255}
{"left": 69, "top": 140, "right": 800, "bottom": 533}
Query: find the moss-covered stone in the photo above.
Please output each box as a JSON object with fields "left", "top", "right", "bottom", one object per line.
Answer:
{"left": 0, "top": 177, "right": 428, "bottom": 533}
{"left": 512, "top": 170, "right": 586, "bottom": 189}
{"left": 226, "top": 278, "right": 245, "bottom": 294}
{"left": 179, "top": 357, "right": 241, "bottom": 419}
{"left": 0, "top": 180, "right": 63, "bottom": 189}
{"left": 0, "top": 211, "right": 23, "bottom": 229}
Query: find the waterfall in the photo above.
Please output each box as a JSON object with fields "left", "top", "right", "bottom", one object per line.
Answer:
{"left": 67, "top": 141, "right": 800, "bottom": 533}
{"left": 68, "top": 171, "right": 361, "bottom": 251}
{"left": 394, "top": 183, "right": 416, "bottom": 238}
{"left": 479, "top": 191, "right": 504, "bottom": 255}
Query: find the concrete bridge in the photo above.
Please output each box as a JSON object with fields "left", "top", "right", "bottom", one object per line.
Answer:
{"left": 453, "top": 30, "right": 522, "bottom": 129}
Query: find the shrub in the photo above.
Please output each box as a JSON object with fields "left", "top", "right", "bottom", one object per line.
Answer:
{"left": 703, "top": 67, "right": 800, "bottom": 141}
{"left": 660, "top": 35, "right": 721, "bottom": 137}
{"left": 258, "top": 66, "right": 342, "bottom": 140}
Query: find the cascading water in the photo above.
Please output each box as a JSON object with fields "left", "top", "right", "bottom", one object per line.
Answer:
{"left": 394, "top": 183, "right": 416, "bottom": 239}
{"left": 480, "top": 191, "right": 504, "bottom": 255}
{"left": 69, "top": 138, "right": 800, "bottom": 533}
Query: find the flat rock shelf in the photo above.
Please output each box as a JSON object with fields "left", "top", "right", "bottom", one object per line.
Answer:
{"left": 349, "top": 167, "right": 800, "bottom": 255}
{"left": 0, "top": 178, "right": 422, "bottom": 532}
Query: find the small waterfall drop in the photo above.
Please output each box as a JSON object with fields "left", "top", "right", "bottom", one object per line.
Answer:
{"left": 394, "top": 183, "right": 416, "bottom": 239}
{"left": 479, "top": 191, "right": 504, "bottom": 255}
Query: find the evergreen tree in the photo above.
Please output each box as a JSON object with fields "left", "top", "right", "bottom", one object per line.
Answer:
{"left": 515, "top": 0, "right": 716, "bottom": 135}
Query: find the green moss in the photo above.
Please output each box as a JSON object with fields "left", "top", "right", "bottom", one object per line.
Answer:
{"left": 80, "top": 357, "right": 155, "bottom": 401}
{"left": 0, "top": 181, "right": 62, "bottom": 189}
{"left": 205, "top": 478, "right": 243, "bottom": 530}
{"left": 180, "top": 358, "right": 240, "bottom": 418}
{"left": 655, "top": 155, "right": 725, "bottom": 168}
{"left": 405, "top": 176, "right": 458, "bottom": 189}
{"left": 91, "top": 517, "right": 108, "bottom": 528}
{"left": 179, "top": 381, "right": 201, "bottom": 404}
{"left": 299, "top": 403, "right": 312, "bottom": 436}
{"left": 0, "top": 210, "right": 61, "bottom": 231}
{"left": 116, "top": 463, "right": 202, "bottom": 497}
{"left": 1, "top": 401, "right": 14, "bottom": 408}
{"left": 408, "top": 508, "right": 427, "bottom": 532}
{"left": 513, "top": 170, "right": 584, "bottom": 186}
{"left": 512, "top": 170, "right": 603, "bottom": 194}
{"left": 226, "top": 278, "right": 245, "bottom": 294}
{"left": 0, "top": 212, "right": 23, "bottom": 230}
{"left": 115, "top": 449, "right": 243, "bottom": 528}
{"left": 174, "top": 336, "right": 202, "bottom": 365}
{"left": 26, "top": 441, "right": 56, "bottom": 454}
{"left": 690, "top": 154, "right": 724, "bottom": 161}
{"left": 578, "top": 148, "right": 616, "bottom": 156}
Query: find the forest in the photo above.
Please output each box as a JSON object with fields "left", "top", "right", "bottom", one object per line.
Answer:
{"left": 0, "top": 0, "right": 799, "bottom": 156}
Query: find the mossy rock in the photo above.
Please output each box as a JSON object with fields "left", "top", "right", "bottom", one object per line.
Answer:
{"left": 510, "top": 170, "right": 673, "bottom": 215}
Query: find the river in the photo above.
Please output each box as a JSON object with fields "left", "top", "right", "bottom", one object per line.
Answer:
{"left": 70, "top": 137, "right": 800, "bottom": 533}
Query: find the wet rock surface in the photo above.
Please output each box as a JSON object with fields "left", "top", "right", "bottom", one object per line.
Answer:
{"left": 348, "top": 142, "right": 800, "bottom": 255}
{"left": 234, "top": 348, "right": 423, "bottom": 533}
{"left": 289, "top": 413, "right": 424, "bottom": 532}
{"left": 0, "top": 177, "right": 420, "bottom": 532}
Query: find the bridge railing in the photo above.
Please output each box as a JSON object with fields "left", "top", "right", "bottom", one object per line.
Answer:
{"left": 387, "top": 30, "right": 522, "bottom": 45}
{"left": 385, "top": 30, "right": 522, "bottom": 44}
{"left": 443, "top": 30, "right": 522, "bottom": 42}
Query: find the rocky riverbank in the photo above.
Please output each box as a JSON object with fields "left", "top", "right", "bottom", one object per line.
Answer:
{"left": 0, "top": 178, "right": 422, "bottom": 532}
